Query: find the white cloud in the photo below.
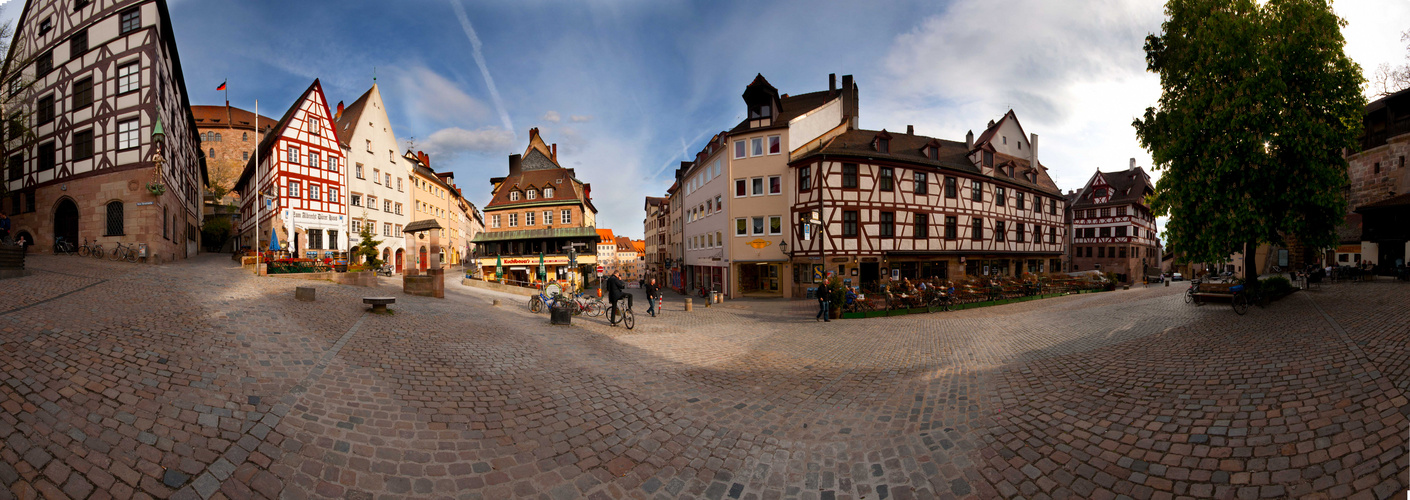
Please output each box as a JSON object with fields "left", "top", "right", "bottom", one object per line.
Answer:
{"left": 448, "top": 0, "right": 515, "bottom": 137}
{"left": 873, "top": 0, "right": 1164, "bottom": 194}
{"left": 391, "top": 66, "right": 491, "bottom": 124}
{"left": 543, "top": 110, "right": 561, "bottom": 122}
{"left": 419, "top": 126, "right": 516, "bottom": 160}
{"left": 569, "top": 115, "right": 593, "bottom": 123}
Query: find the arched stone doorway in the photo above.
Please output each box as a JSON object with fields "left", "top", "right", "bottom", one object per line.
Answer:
{"left": 53, "top": 198, "right": 79, "bottom": 252}
{"left": 349, "top": 246, "right": 360, "bottom": 264}
{"left": 382, "top": 247, "right": 390, "bottom": 268}
{"left": 395, "top": 249, "right": 404, "bottom": 273}
{"left": 418, "top": 246, "right": 428, "bottom": 272}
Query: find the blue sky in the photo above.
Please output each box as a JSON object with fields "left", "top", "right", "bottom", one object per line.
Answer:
{"left": 2, "top": 0, "right": 1406, "bottom": 238}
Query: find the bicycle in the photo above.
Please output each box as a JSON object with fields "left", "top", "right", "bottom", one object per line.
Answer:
{"left": 608, "top": 297, "right": 634, "bottom": 329}
{"left": 54, "top": 236, "right": 76, "bottom": 256}
{"left": 576, "top": 293, "right": 605, "bottom": 317}
{"left": 77, "top": 238, "right": 92, "bottom": 257}
{"left": 89, "top": 240, "right": 104, "bottom": 259}
{"left": 109, "top": 242, "right": 139, "bottom": 263}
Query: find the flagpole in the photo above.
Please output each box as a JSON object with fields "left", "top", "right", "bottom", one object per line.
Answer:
{"left": 254, "top": 99, "right": 260, "bottom": 276}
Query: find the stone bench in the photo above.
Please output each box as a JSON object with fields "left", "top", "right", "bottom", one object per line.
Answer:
{"left": 363, "top": 297, "right": 396, "bottom": 313}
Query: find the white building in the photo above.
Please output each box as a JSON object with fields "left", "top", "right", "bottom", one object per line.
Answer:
{"left": 334, "top": 84, "right": 411, "bottom": 271}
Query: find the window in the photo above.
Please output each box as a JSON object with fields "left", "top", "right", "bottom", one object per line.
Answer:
{"left": 751, "top": 216, "right": 764, "bottom": 235}
{"left": 1015, "top": 223, "right": 1025, "bottom": 243}
{"left": 526, "top": 211, "right": 535, "bottom": 226}
{"left": 734, "top": 140, "right": 746, "bottom": 159}
{"left": 1100, "top": 208, "right": 1111, "bottom": 217}
{"left": 768, "top": 176, "right": 781, "bottom": 195}
{"left": 329, "top": 188, "right": 339, "bottom": 203}
{"left": 1034, "top": 224, "right": 1042, "bottom": 243}
{"left": 879, "top": 167, "right": 894, "bottom": 191}
{"left": 914, "top": 213, "right": 928, "bottom": 239}
{"left": 120, "top": 8, "right": 140, "bottom": 34}
{"left": 971, "top": 217, "right": 983, "bottom": 240}
{"left": 38, "top": 17, "right": 51, "bottom": 36}
{"left": 1100, "top": 227, "right": 1111, "bottom": 237}
{"left": 509, "top": 191, "right": 519, "bottom": 201}
{"left": 842, "top": 164, "right": 858, "bottom": 188}
{"left": 944, "top": 176, "right": 957, "bottom": 198}
{"left": 542, "top": 210, "right": 551, "bottom": 225}
{"left": 735, "top": 178, "right": 746, "bottom": 197}
{"left": 508, "top": 213, "right": 518, "bottom": 227}
{"left": 242, "top": 152, "right": 248, "bottom": 161}
{"left": 995, "top": 221, "right": 1006, "bottom": 242}
{"left": 70, "top": 30, "right": 88, "bottom": 58}
{"left": 397, "top": 178, "right": 403, "bottom": 191}
{"left": 1017, "top": 192, "right": 1025, "bottom": 211}
{"left": 1374, "top": 162, "right": 1380, "bottom": 174}
{"left": 37, "top": 142, "right": 55, "bottom": 171}
{"left": 543, "top": 187, "right": 552, "bottom": 198}
{"left": 72, "top": 76, "right": 94, "bottom": 109}
{"left": 716, "top": 231, "right": 723, "bottom": 247}
{"left": 982, "top": 150, "right": 993, "bottom": 167}
{"left": 355, "top": 163, "right": 364, "bottom": 179}
{"left": 736, "top": 218, "right": 747, "bottom": 236}
{"left": 36, "top": 51, "right": 52, "bottom": 76}
{"left": 287, "top": 146, "right": 299, "bottom": 163}
{"left": 876, "top": 138, "right": 889, "bottom": 153}
{"left": 971, "top": 181, "right": 982, "bottom": 201}
{"left": 1116, "top": 206, "right": 1127, "bottom": 216}
{"left": 395, "top": 203, "right": 402, "bottom": 215}
{"left": 73, "top": 129, "right": 93, "bottom": 159}
{"left": 7, "top": 154, "right": 21, "bottom": 181}
{"left": 105, "top": 201, "right": 123, "bottom": 236}
{"left": 715, "top": 195, "right": 722, "bottom": 212}
{"left": 799, "top": 166, "right": 811, "bottom": 191}
{"left": 843, "top": 211, "right": 858, "bottom": 237}
{"left": 1115, "top": 226, "right": 1127, "bottom": 237}
{"left": 383, "top": 200, "right": 392, "bottom": 212}
{"left": 769, "top": 216, "right": 781, "bottom": 235}
{"left": 914, "top": 172, "right": 928, "bottom": 195}
{"left": 707, "top": 199, "right": 714, "bottom": 213}
{"left": 878, "top": 212, "right": 894, "bottom": 238}
{"left": 383, "top": 223, "right": 393, "bottom": 237}
{"left": 1049, "top": 227, "right": 1057, "bottom": 244}
{"left": 945, "top": 216, "right": 957, "bottom": 240}
{"left": 373, "top": 168, "right": 380, "bottom": 184}
{"left": 1120, "top": 246, "right": 1127, "bottom": 258}
{"left": 37, "top": 95, "right": 55, "bottom": 124}
{"left": 561, "top": 209, "right": 571, "bottom": 225}
{"left": 752, "top": 177, "right": 764, "bottom": 196}
{"left": 768, "top": 135, "right": 781, "bottom": 155}
{"left": 308, "top": 151, "right": 320, "bottom": 169}
{"left": 527, "top": 189, "right": 536, "bottom": 200}
{"left": 751, "top": 137, "right": 763, "bottom": 157}
{"left": 350, "top": 194, "right": 361, "bottom": 206}
{"left": 287, "top": 181, "right": 300, "bottom": 197}
{"left": 328, "top": 156, "right": 337, "bottom": 172}
{"left": 491, "top": 214, "right": 500, "bottom": 228}
{"left": 352, "top": 220, "right": 362, "bottom": 233}
{"left": 996, "top": 187, "right": 1006, "bottom": 206}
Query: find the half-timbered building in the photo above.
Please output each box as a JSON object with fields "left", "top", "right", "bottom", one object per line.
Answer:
{"left": 2, "top": 0, "right": 205, "bottom": 261}
{"left": 234, "top": 79, "right": 348, "bottom": 258}
{"left": 788, "top": 111, "right": 1066, "bottom": 292}
{"left": 1068, "top": 160, "right": 1161, "bottom": 282}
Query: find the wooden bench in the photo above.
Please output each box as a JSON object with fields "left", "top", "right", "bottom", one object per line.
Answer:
{"left": 363, "top": 297, "right": 395, "bottom": 313}
{"left": 1192, "top": 282, "right": 1240, "bottom": 303}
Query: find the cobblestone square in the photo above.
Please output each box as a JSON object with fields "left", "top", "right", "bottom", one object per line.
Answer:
{"left": 0, "top": 255, "right": 1405, "bottom": 499}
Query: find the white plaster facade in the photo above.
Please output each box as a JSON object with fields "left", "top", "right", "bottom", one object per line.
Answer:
{"left": 334, "top": 84, "right": 410, "bottom": 270}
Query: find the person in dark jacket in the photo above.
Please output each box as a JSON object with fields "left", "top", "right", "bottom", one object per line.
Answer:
{"left": 605, "top": 271, "right": 630, "bottom": 325}
{"left": 645, "top": 278, "right": 660, "bottom": 317}
{"left": 815, "top": 275, "right": 832, "bottom": 322}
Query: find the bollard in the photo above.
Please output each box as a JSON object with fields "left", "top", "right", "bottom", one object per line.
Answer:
{"left": 1165, "top": 280, "right": 1170, "bottom": 287}
{"left": 492, "top": 299, "right": 501, "bottom": 306}
{"left": 684, "top": 298, "right": 693, "bottom": 312}
{"left": 1123, "top": 285, "right": 1130, "bottom": 290}
{"left": 295, "top": 286, "right": 315, "bottom": 302}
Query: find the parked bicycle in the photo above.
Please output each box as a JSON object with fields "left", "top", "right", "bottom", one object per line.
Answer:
{"left": 54, "top": 236, "right": 76, "bottom": 255}
{"left": 108, "top": 242, "right": 139, "bottom": 263}
{"left": 576, "top": 292, "right": 605, "bottom": 317}
{"left": 608, "top": 297, "right": 634, "bottom": 329}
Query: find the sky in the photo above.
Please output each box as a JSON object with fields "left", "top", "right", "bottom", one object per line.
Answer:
{"left": 1, "top": 0, "right": 1406, "bottom": 239}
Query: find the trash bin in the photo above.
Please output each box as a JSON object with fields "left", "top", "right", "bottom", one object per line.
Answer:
{"left": 550, "top": 304, "right": 573, "bottom": 325}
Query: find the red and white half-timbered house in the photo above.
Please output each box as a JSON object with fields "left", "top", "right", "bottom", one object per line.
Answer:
{"left": 1066, "top": 160, "right": 1161, "bottom": 283}
{"left": 788, "top": 111, "right": 1067, "bottom": 289}
{"left": 235, "top": 79, "right": 349, "bottom": 257}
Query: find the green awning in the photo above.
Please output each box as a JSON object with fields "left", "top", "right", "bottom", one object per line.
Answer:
{"left": 471, "top": 226, "right": 600, "bottom": 243}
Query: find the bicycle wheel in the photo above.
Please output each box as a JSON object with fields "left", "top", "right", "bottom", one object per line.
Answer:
{"left": 78, "top": 245, "right": 89, "bottom": 257}
{"left": 91, "top": 245, "right": 104, "bottom": 259}
{"left": 529, "top": 296, "right": 543, "bottom": 313}
{"left": 1232, "top": 294, "right": 1249, "bottom": 315}
{"left": 109, "top": 247, "right": 123, "bottom": 261}
{"left": 623, "top": 310, "right": 634, "bottom": 330}
{"left": 126, "top": 249, "right": 138, "bottom": 263}
{"left": 588, "top": 300, "right": 604, "bottom": 317}
{"left": 1184, "top": 289, "right": 1193, "bottom": 304}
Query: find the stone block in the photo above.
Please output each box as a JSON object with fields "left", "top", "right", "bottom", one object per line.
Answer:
{"left": 295, "top": 287, "right": 315, "bottom": 302}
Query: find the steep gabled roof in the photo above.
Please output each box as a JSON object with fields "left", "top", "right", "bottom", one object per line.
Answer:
{"left": 1070, "top": 167, "right": 1155, "bottom": 209}
{"left": 333, "top": 85, "right": 375, "bottom": 139}
{"left": 596, "top": 228, "right": 616, "bottom": 243}
{"left": 234, "top": 79, "right": 332, "bottom": 192}
{"left": 795, "top": 128, "right": 1063, "bottom": 196}
{"left": 971, "top": 109, "right": 1031, "bottom": 152}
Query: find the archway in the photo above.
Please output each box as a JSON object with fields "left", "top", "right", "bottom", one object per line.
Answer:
{"left": 395, "top": 249, "right": 404, "bottom": 273}
{"left": 349, "top": 245, "right": 360, "bottom": 264}
{"left": 53, "top": 198, "right": 78, "bottom": 252}
{"left": 382, "top": 247, "right": 390, "bottom": 268}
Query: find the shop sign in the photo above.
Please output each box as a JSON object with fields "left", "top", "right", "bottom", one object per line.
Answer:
{"left": 488, "top": 256, "right": 570, "bottom": 265}
{"left": 831, "top": 257, "right": 848, "bottom": 263}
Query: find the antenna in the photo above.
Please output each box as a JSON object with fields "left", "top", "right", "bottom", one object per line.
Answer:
{"left": 373, "top": 67, "right": 377, "bottom": 83}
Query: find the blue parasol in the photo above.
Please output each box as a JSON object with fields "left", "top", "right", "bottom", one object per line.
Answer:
{"left": 269, "top": 227, "right": 281, "bottom": 251}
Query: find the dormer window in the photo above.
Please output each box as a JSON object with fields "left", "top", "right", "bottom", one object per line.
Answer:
{"left": 544, "top": 187, "right": 554, "bottom": 198}
{"left": 509, "top": 191, "right": 520, "bottom": 201}
{"left": 876, "top": 138, "right": 889, "bottom": 153}
{"left": 925, "top": 146, "right": 939, "bottom": 160}
{"left": 983, "top": 151, "right": 994, "bottom": 167}
{"left": 749, "top": 104, "right": 771, "bottom": 119}
{"left": 527, "top": 189, "right": 536, "bottom": 200}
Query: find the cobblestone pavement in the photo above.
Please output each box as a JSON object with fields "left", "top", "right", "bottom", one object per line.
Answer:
{"left": 0, "top": 255, "right": 1405, "bottom": 500}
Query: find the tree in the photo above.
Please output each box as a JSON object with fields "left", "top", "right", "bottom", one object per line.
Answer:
{"left": 200, "top": 216, "right": 232, "bottom": 252}
{"left": 1133, "top": 0, "right": 1365, "bottom": 276}
{"left": 1371, "top": 29, "right": 1410, "bottom": 97}
{"left": 353, "top": 220, "right": 383, "bottom": 269}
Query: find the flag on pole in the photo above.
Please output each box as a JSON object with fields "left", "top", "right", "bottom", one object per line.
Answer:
{"left": 216, "top": 80, "right": 226, "bottom": 91}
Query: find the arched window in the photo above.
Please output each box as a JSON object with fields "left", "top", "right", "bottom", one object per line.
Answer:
{"left": 105, "top": 201, "right": 123, "bottom": 236}
{"left": 214, "top": 133, "right": 222, "bottom": 142}
{"left": 242, "top": 132, "right": 248, "bottom": 141}
{"left": 209, "top": 148, "right": 215, "bottom": 158}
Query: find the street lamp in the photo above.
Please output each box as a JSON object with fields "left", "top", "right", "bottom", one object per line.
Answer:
{"left": 778, "top": 240, "right": 790, "bottom": 258}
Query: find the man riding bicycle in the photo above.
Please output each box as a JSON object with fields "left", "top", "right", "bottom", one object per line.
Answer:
{"left": 604, "top": 270, "right": 631, "bottom": 325}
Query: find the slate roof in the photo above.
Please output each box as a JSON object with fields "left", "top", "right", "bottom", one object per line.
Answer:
{"left": 615, "top": 236, "right": 635, "bottom": 252}
{"left": 191, "top": 106, "right": 278, "bottom": 131}
{"left": 1070, "top": 168, "right": 1155, "bottom": 209}
{"left": 333, "top": 85, "right": 375, "bottom": 139}
{"left": 730, "top": 90, "right": 835, "bottom": 133}
{"left": 795, "top": 129, "right": 1063, "bottom": 196}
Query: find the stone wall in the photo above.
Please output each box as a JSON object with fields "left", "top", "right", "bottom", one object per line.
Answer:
{"left": 404, "top": 269, "right": 444, "bottom": 298}
{"left": 1347, "top": 134, "right": 1410, "bottom": 211}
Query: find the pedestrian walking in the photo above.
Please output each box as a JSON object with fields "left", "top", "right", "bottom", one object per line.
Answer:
{"left": 815, "top": 274, "right": 832, "bottom": 322}
{"left": 0, "top": 213, "right": 10, "bottom": 243}
{"left": 645, "top": 278, "right": 660, "bottom": 317}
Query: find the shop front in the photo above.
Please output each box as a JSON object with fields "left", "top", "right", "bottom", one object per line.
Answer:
{"left": 735, "top": 261, "right": 786, "bottom": 297}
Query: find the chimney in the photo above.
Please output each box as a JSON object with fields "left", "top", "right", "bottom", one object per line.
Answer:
{"left": 988, "top": 119, "right": 995, "bottom": 128}
{"left": 906, "top": 125, "right": 914, "bottom": 135}
{"left": 508, "top": 154, "right": 522, "bottom": 175}
{"left": 551, "top": 143, "right": 557, "bottom": 162}
{"left": 1129, "top": 157, "right": 1136, "bottom": 170}
{"left": 829, "top": 73, "right": 836, "bottom": 95}
{"left": 965, "top": 130, "right": 974, "bottom": 150}
{"left": 418, "top": 151, "right": 429, "bottom": 167}
{"left": 841, "top": 74, "right": 857, "bottom": 127}
{"left": 1030, "top": 133, "right": 1039, "bottom": 167}
{"left": 336, "top": 101, "right": 344, "bottom": 117}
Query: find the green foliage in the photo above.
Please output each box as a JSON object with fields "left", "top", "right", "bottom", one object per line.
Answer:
{"left": 200, "top": 216, "right": 232, "bottom": 250}
{"left": 827, "top": 275, "right": 845, "bottom": 307}
{"left": 1134, "top": 0, "right": 1366, "bottom": 264}
{"left": 353, "top": 223, "right": 383, "bottom": 269}
{"left": 1260, "top": 276, "right": 1294, "bottom": 296}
